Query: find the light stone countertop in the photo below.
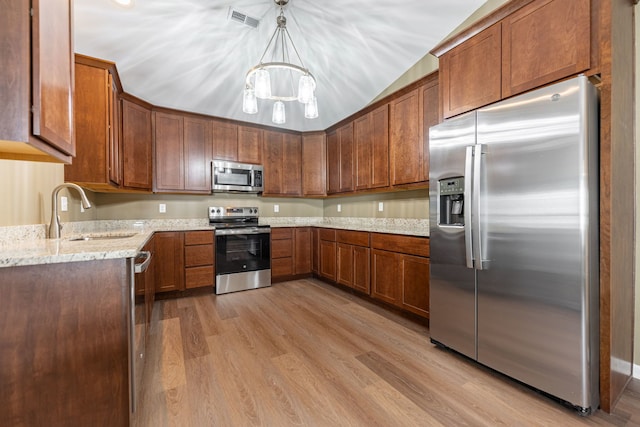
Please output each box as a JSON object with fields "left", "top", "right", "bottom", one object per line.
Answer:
{"left": 0, "top": 217, "right": 428, "bottom": 268}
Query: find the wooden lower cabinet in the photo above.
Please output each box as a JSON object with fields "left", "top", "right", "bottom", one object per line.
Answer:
{"left": 184, "top": 231, "right": 214, "bottom": 289}
{"left": 400, "top": 254, "right": 430, "bottom": 317}
{"left": 154, "top": 231, "right": 185, "bottom": 293}
{"left": 371, "top": 249, "right": 401, "bottom": 305}
{"left": 318, "top": 229, "right": 337, "bottom": 281}
{"left": 271, "top": 227, "right": 312, "bottom": 281}
{"left": 312, "top": 227, "right": 320, "bottom": 274}
{"left": 336, "top": 230, "right": 370, "bottom": 294}
{"left": 295, "top": 227, "right": 312, "bottom": 275}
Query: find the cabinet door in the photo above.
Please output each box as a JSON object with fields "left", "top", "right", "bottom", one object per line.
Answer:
{"left": 389, "top": 88, "right": 423, "bottom": 185}
{"left": 295, "top": 227, "right": 312, "bottom": 275}
{"left": 354, "top": 114, "right": 371, "bottom": 190}
{"left": 312, "top": 228, "right": 320, "bottom": 274}
{"left": 400, "top": 255, "right": 430, "bottom": 318}
{"left": 501, "top": 0, "right": 590, "bottom": 98}
{"left": 184, "top": 116, "right": 212, "bottom": 193}
{"left": 32, "top": 0, "right": 74, "bottom": 156}
{"left": 326, "top": 131, "right": 340, "bottom": 194}
{"left": 122, "top": 99, "right": 152, "bottom": 190}
{"left": 338, "top": 122, "right": 354, "bottom": 192}
{"left": 352, "top": 246, "right": 371, "bottom": 294}
{"left": 302, "top": 133, "right": 327, "bottom": 196}
{"left": 336, "top": 243, "right": 354, "bottom": 287}
{"left": 370, "top": 104, "right": 389, "bottom": 188}
{"left": 154, "top": 232, "right": 185, "bottom": 293}
{"left": 282, "top": 133, "right": 302, "bottom": 196}
{"left": 262, "top": 130, "right": 283, "bottom": 195}
{"left": 371, "top": 249, "right": 400, "bottom": 305}
{"left": 212, "top": 120, "right": 238, "bottom": 161}
{"left": 319, "top": 240, "right": 337, "bottom": 281}
{"left": 440, "top": 24, "right": 502, "bottom": 119}
{"left": 154, "top": 111, "right": 184, "bottom": 191}
{"left": 422, "top": 81, "right": 439, "bottom": 182}
{"left": 237, "top": 125, "right": 262, "bottom": 164}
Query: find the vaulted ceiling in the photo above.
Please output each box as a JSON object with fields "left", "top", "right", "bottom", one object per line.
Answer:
{"left": 74, "top": 0, "right": 486, "bottom": 132}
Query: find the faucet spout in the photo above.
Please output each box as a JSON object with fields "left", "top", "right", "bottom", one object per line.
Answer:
{"left": 48, "top": 183, "right": 93, "bottom": 239}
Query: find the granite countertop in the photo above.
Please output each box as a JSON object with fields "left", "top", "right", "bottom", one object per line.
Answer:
{"left": 0, "top": 217, "right": 428, "bottom": 268}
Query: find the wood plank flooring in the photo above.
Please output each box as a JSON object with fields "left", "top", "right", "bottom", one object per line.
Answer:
{"left": 134, "top": 279, "right": 640, "bottom": 426}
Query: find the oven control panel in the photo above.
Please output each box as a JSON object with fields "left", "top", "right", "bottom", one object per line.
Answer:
{"left": 208, "top": 206, "right": 259, "bottom": 218}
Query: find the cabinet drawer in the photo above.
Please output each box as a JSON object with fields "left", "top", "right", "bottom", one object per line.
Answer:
{"left": 271, "top": 228, "right": 294, "bottom": 240}
{"left": 272, "top": 239, "right": 293, "bottom": 258}
{"left": 185, "top": 266, "right": 214, "bottom": 289}
{"left": 370, "top": 233, "right": 429, "bottom": 258}
{"left": 318, "top": 228, "right": 336, "bottom": 242}
{"left": 185, "top": 245, "right": 214, "bottom": 267}
{"left": 336, "top": 230, "right": 369, "bottom": 247}
{"left": 272, "top": 257, "right": 294, "bottom": 277}
{"left": 185, "top": 230, "right": 214, "bottom": 245}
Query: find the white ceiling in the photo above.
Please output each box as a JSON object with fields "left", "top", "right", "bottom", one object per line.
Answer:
{"left": 74, "top": 0, "right": 486, "bottom": 132}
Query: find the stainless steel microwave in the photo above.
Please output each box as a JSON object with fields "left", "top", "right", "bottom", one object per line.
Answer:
{"left": 212, "top": 160, "right": 264, "bottom": 193}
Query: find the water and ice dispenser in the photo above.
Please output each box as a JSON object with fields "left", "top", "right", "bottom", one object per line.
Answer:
{"left": 438, "top": 177, "right": 464, "bottom": 226}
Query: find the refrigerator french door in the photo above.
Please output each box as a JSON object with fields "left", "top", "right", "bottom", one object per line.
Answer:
{"left": 429, "top": 76, "right": 599, "bottom": 413}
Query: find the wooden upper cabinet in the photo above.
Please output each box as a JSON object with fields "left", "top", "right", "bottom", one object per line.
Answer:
{"left": 0, "top": 0, "right": 74, "bottom": 163}
{"left": 282, "top": 133, "right": 302, "bottom": 196}
{"left": 302, "top": 132, "right": 326, "bottom": 196}
{"left": 212, "top": 120, "right": 238, "bottom": 161}
{"left": 237, "top": 125, "right": 263, "bottom": 164}
{"left": 183, "top": 116, "right": 212, "bottom": 192}
{"left": 262, "top": 130, "right": 301, "bottom": 196}
{"left": 501, "top": 0, "right": 590, "bottom": 98}
{"left": 389, "top": 87, "right": 424, "bottom": 186}
{"left": 338, "top": 122, "right": 354, "bottom": 192}
{"left": 355, "top": 104, "right": 389, "bottom": 190}
{"left": 65, "top": 56, "right": 122, "bottom": 190}
{"left": 154, "top": 111, "right": 212, "bottom": 193}
{"left": 440, "top": 24, "right": 502, "bottom": 119}
{"left": 326, "top": 130, "right": 340, "bottom": 194}
{"left": 121, "top": 98, "right": 153, "bottom": 191}
{"left": 154, "top": 112, "right": 184, "bottom": 191}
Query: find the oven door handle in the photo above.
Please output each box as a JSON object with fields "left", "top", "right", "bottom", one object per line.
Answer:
{"left": 215, "top": 227, "right": 271, "bottom": 236}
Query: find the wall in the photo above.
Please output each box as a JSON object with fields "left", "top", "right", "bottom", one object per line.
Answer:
{"left": 323, "top": 190, "right": 428, "bottom": 218}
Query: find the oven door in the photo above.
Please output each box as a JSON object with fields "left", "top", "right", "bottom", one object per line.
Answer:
{"left": 215, "top": 227, "right": 271, "bottom": 294}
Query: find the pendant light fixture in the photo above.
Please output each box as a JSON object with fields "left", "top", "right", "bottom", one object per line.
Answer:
{"left": 242, "top": 0, "right": 318, "bottom": 125}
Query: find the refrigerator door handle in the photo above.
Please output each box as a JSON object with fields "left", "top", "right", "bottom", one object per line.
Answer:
{"left": 464, "top": 146, "right": 475, "bottom": 269}
{"left": 472, "top": 144, "right": 484, "bottom": 270}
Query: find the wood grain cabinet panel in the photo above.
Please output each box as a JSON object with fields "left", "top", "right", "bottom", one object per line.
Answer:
{"left": 183, "top": 116, "right": 212, "bottom": 192}
{"left": 271, "top": 228, "right": 294, "bottom": 280}
{"left": 0, "top": 0, "right": 74, "bottom": 162}
{"left": 154, "top": 111, "right": 184, "bottom": 191}
{"left": 122, "top": 98, "right": 153, "bottom": 191}
{"left": 184, "top": 231, "right": 214, "bottom": 289}
{"left": 302, "top": 132, "right": 327, "bottom": 196}
{"left": 501, "top": 0, "right": 590, "bottom": 98}
{"left": 212, "top": 120, "right": 238, "bottom": 161}
{"left": 312, "top": 227, "right": 320, "bottom": 274}
{"left": 295, "top": 227, "right": 312, "bottom": 275}
{"left": 262, "top": 131, "right": 302, "bottom": 196}
{"left": 355, "top": 104, "right": 389, "bottom": 190}
{"left": 389, "top": 88, "right": 425, "bottom": 185}
{"left": 319, "top": 235, "right": 337, "bottom": 282}
{"left": 338, "top": 122, "right": 354, "bottom": 192}
{"left": 352, "top": 245, "right": 371, "bottom": 294}
{"left": 371, "top": 249, "right": 400, "bottom": 305}
{"left": 336, "top": 243, "right": 354, "bottom": 287}
{"left": 65, "top": 56, "right": 122, "bottom": 190}
{"left": 422, "top": 81, "right": 439, "bottom": 182}
{"left": 237, "top": 125, "right": 263, "bottom": 164}
{"left": 440, "top": 24, "right": 502, "bottom": 118}
{"left": 326, "top": 130, "right": 340, "bottom": 194}
{"left": 401, "top": 255, "right": 430, "bottom": 317}
{"left": 283, "top": 133, "right": 303, "bottom": 195}
{"left": 154, "top": 232, "right": 185, "bottom": 293}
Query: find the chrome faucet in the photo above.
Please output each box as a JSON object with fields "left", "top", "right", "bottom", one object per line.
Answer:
{"left": 48, "top": 183, "right": 92, "bottom": 239}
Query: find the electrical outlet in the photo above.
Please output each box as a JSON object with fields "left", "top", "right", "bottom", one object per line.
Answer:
{"left": 378, "top": 202, "right": 384, "bottom": 212}
{"left": 274, "top": 204, "right": 279, "bottom": 213}
{"left": 337, "top": 204, "right": 342, "bottom": 213}
{"left": 60, "top": 196, "right": 68, "bottom": 212}
{"left": 159, "top": 203, "right": 166, "bottom": 213}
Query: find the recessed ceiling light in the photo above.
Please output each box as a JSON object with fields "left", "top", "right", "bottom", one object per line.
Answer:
{"left": 112, "top": 0, "right": 134, "bottom": 8}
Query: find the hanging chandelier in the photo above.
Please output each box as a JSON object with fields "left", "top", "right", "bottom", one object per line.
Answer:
{"left": 242, "top": 0, "right": 318, "bottom": 125}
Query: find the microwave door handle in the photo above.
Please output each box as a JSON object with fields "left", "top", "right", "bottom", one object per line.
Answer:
{"left": 464, "top": 146, "right": 474, "bottom": 269}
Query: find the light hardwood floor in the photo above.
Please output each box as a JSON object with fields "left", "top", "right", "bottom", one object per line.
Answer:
{"left": 134, "top": 278, "right": 640, "bottom": 426}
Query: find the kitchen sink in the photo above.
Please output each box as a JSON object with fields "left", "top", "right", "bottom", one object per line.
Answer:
{"left": 68, "top": 233, "right": 137, "bottom": 241}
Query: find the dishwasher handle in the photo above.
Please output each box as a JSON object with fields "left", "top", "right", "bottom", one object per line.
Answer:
{"left": 134, "top": 251, "right": 152, "bottom": 273}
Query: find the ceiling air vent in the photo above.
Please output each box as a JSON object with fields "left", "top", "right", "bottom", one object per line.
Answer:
{"left": 228, "top": 7, "right": 259, "bottom": 29}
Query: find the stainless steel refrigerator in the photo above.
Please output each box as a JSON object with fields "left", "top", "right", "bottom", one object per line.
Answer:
{"left": 428, "top": 75, "right": 599, "bottom": 414}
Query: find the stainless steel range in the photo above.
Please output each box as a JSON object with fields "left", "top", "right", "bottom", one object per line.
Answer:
{"left": 209, "top": 206, "right": 271, "bottom": 295}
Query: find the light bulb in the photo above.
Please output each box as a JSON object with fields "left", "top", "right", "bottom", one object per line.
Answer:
{"left": 254, "top": 69, "right": 271, "bottom": 99}
{"left": 242, "top": 88, "right": 258, "bottom": 114}
{"left": 272, "top": 101, "right": 286, "bottom": 124}
{"left": 298, "top": 74, "right": 315, "bottom": 104}
{"left": 304, "top": 96, "right": 318, "bottom": 119}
